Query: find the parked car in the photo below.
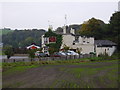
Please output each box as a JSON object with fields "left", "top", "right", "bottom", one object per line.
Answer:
{"left": 51, "top": 52, "right": 66, "bottom": 57}
{"left": 35, "top": 51, "right": 48, "bottom": 57}
{"left": 39, "top": 53, "right": 48, "bottom": 57}
{"left": 89, "top": 52, "right": 96, "bottom": 55}
{"left": 59, "top": 51, "right": 67, "bottom": 56}
{"left": 64, "top": 52, "right": 71, "bottom": 56}
{"left": 44, "top": 51, "right": 50, "bottom": 57}
{"left": 35, "top": 51, "right": 40, "bottom": 56}
{"left": 67, "top": 50, "right": 79, "bottom": 55}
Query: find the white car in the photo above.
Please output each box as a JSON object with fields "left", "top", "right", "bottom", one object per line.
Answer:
{"left": 59, "top": 51, "right": 67, "bottom": 56}
{"left": 67, "top": 50, "right": 79, "bottom": 55}
{"left": 35, "top": 51, "right": 40, "bottom": 56}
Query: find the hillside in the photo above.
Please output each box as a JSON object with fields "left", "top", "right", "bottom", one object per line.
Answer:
{"left": 0, "top": 29, "right": 13, "bottom": 35}
{"left": 2, "top": 29, "right": 46, "bottom": 48}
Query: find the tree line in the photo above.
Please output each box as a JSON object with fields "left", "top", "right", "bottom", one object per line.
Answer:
{"left": 2, "top": 11, "right": 120, "bottom": 55}
{"left": 79, "top": 11, "right": 120, "bottom": 52}
{"left": 2, "top": 29, "right": 46, "bottom": 48}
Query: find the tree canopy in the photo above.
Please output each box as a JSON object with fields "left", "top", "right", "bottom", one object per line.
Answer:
{"left": 109, "top": 11, "right": 120, "bottom": 51}
{"left": 3, "top": 45, "right": 14, "bottom": 59}
{"left": 2, "top": 29, "right": 46, "bottom": 48}
{"left": 79, "top": 18, "right": 105, "bottom": 39}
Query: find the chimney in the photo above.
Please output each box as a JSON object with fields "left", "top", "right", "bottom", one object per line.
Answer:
{"left": 70, "top": 28, "right": 75, "bottom": 34}
{"left": 63, "top": 25, "right": 66, "bottom": 34}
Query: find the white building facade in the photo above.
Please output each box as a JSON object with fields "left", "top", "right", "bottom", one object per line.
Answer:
{"left": 60, "top": 34, "right": 95, "bottom": 54}
{"left": 41, "top": 27, "right": 117, "bottom": 56}
{"left": 95, "top": 40, "right": 117, "bottom": 56}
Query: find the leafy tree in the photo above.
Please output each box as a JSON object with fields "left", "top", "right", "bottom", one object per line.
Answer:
{"left": 2, "top": 29, "right": 46, "bottom": 53}
{"left": 79, "top": 18, "right": 105, "bottom": 39}
{"left": 109, "top": 11, "right": 120, "bottom": 36}
{"left": 3, "top": 45, "right": 14, "bottom": 59}
{"left": 27, "top": 49, "right": 36, "bottom": 61}
{"left": 109, "top": 11, "right": 120, "bottom": 52}
{"left": 76, "top": 48, "right": 82, "bottom": 54}
{"left": 63, "top": 44, "right": 70, "bottom": 51}
{"left": 48, "top": 47, "right": 57, "bottom": 55}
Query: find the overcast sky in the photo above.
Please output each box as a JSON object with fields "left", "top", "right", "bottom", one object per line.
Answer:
{"left": 0, "top": 0, "right": 119, "bottom": 30}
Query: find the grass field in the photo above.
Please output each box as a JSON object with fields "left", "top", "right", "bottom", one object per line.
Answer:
{"left": 2, "top": 59, "right": 119, "bottom": 88}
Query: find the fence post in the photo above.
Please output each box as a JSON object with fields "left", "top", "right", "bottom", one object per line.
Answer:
{"left": 74, "top": 55, "right": 75, "bottom": 59}
{"left": 13, "top": 59, "right": 15, "bottom": 62}
{"left": 66, "top": 56, "right": 67, "bottom": 60}
{"left": 3, "top": 59, "right": 5, "bottom": 63}
{"left": 53, "top": 57, "right": 54, "bottom": 61}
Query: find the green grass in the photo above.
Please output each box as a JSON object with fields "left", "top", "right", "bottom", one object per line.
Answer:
{"left": 3, "top": 81, "right": 25, "bottom": 88}
{"left": 57, "top": 61, "right": 118, "bottom": 88}
{"left": 2, "top": 59, "right": 118, "bottom": 88}
{"left": 2, "top": 56, "right": 119, "bottom": 88}
{"left": 3, "top": 64, "right": 39, "bottom": 75}
{"left": 3, "top": 58, "right": 118, "bottom": 71}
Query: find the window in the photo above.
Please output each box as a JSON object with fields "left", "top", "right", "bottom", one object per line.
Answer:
{"left": 75, "top": 36, "right": 79, "bottom": 42}
{"left": 44, "top": 38, "right": 49, "bottom": 44}
{"left": 83, "top": 41, "right": 85, "bottom": 43}
{"left": 73, "top": 43, "right": 75, "bottom": 45}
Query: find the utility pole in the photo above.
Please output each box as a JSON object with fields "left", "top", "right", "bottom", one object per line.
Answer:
{"left": 63, "top": 14, "right": 67, "bottom": 34}
{"left": 65, "top": 14, "right": 67, "bottom": 25}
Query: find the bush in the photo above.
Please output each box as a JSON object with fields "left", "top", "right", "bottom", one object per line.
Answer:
{"left": 3, "top": 45, "right": 14, "bottom": 59}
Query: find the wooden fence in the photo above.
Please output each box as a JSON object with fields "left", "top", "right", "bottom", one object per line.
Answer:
{"left": 2, "top": 54, "right": 95, "bottom": 63}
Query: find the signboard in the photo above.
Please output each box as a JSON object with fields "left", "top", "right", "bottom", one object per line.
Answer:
{"left": 49, "top": 36, "right": 56, "bottom": 43}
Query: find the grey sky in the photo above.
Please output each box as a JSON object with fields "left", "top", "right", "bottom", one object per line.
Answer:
{"left": 1, "top": 2, "right": 118, "bottom": 30}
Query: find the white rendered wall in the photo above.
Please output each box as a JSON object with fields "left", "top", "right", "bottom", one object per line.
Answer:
{"left": 72, "top": 44, "right": 94, "bottom": 54}
{"left": 41, "top": 35, "right": 45, "bottom": 47}
{"left": 96, "top": 46, "right": 116, "bottom": 56}
{"left": 61, "top": 34, "right": 75, "bottom": 49}
{"left": 79, "top": 36, "right": 94, "bottom": 44}
{"left": 61, "top": 35, "right": 94, "bottom": 54}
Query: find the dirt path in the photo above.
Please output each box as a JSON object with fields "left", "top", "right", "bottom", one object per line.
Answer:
{"left": 2, "top": 61, "right": 118, "bottom": 88}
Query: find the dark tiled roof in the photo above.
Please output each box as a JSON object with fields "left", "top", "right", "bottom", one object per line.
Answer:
{"left": 95, "top": 40, "right": 117, "bottom": 46}
{"left": 54, "top": 32, "right": 75, "bottom": 35}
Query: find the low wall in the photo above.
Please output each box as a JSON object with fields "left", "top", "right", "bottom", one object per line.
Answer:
{"left": 2, "top": 54, "right": 95, "bottom": 63}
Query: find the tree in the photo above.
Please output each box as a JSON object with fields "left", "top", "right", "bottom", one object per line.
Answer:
{"left": 3, "top": 45, "right": 14, "bottom": 59}
{"left": 63, "top": 44, "right": 70, "bottom": 51}
{"left": 76, "top": 48, "right": 82, "bottom": 54}
{"left": 48, "top": 47, "right": 56, "bottom": 55}
{"left": 109, "top": 11, "right": 120, "bottom": 52}
{"left": 27, "top": 49, "right": 36, "bottom": 61}
{"left": 79, "top": 18, "right": 105, "bottom": 39}
{"left": 109, "top": 11, "right": 120, "bottom": 36}
{"left": 2, "top": 29, "right": 46, "bottom": 49}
